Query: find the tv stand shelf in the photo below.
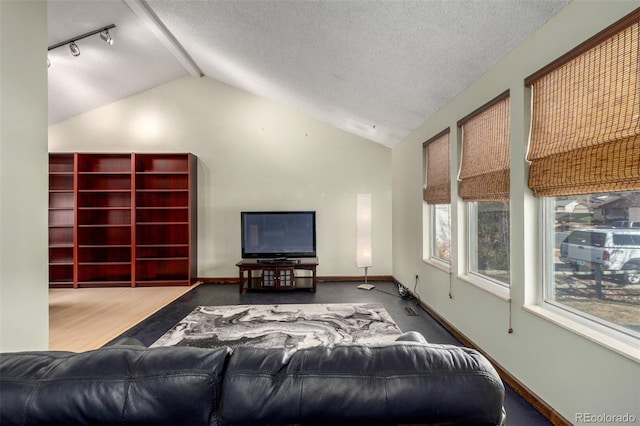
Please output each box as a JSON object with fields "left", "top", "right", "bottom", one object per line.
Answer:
{"left": 236, "top": 258, "right": 318, "bottom": 294}
{"left": 257, "top": 258, "right": 300, "bottom": 265}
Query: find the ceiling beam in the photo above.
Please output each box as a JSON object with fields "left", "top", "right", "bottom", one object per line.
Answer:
{"left": 123, "top": 0, "right": 203, "bottom": 78}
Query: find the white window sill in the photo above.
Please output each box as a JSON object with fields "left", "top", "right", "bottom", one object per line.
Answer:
{"left": 459, "top": 274, "right": 511, "bottom": 301}
{"left": 523, "top": 304, "right": 640, "bottom": 363}
{"left": 423, "top": 258, "right": 451, "bottom": 274}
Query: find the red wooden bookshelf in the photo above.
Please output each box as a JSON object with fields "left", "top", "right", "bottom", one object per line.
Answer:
{"left": 48, "top": 153, "right": 197, "bottom": 288}
{"left": 48, "top": 153, "right": 76, "bottom": 287}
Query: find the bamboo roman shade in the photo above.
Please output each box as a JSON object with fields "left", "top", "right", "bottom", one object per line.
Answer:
{"left": 457, "top": 93, "right": 510, "bottom": 201}
{"left": 526, "top": 10, "right": 640, "bottom": 197}
{"left": 423, "top": 129, "right": 450, "bottom": 204}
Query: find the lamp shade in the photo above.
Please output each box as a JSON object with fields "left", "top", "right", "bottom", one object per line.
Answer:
{"left": 356, "top": 194, "right": 372, "bottom": 268}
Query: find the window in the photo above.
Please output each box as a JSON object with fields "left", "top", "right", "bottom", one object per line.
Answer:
{"left": 527, "top": 10, "right": 640, "bottom": 340}
{"left": 469, "top": 201, "right": 510, "bottom": 286}
{"left": 423, "top": 129, "right": 451, "bottom": 264}
{"left": 458, "top": 92, "right": 511, "bottom": 286}
{"left": 544, "top": 192, "right": 640, "bottom": 339}
{"left": 432, "top": 204, "right": 451, "bottom": 262}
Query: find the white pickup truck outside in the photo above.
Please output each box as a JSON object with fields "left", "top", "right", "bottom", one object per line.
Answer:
{"left": 559, "top": 229, "right": 640, "bottom": 284}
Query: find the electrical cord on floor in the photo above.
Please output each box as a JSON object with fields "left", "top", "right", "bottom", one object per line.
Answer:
{"left": 373, "top": 287, "right": 402, "bottom": 298}
{"left": 406, "top": 274, "right": 429, "bottom": 315}
{"left": 413, "top": 274, "right": 422, "bottom": 305}
{"left": 356, "top": 282, "right": 403, "bottom": 298}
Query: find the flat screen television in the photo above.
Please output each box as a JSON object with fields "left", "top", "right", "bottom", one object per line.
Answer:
{"left": 241, "top": 211, "right": 316, "bottom": 259}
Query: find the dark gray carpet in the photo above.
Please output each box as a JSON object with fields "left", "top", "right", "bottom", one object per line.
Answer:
{"left": 109, "top": 281, "right": 551, "bottom": 426}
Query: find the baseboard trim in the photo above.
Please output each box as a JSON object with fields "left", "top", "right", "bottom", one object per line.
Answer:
{"left": 317, "top": 275, "right": 394, "bottom": 283}
{"left": 195, "top": 278, "right": 237, "bottom": 284}
{"left": 196, "top": 276, "right": 394, "bottom": 284}
{"left": 392, "top": 278, "right": 571, "bottom": 426}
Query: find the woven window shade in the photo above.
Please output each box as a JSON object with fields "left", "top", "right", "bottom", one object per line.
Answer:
{"left": 458, "top": 95, "right": 510, "bottom": 201}
{"left": 423, "top": 130, "right": 450, "bottom": 204}
{"left": 527, "top": 16, "right": 640, "bottom": 197}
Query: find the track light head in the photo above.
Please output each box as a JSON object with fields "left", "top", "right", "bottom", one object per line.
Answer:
{"left": 100, "top": 29, "right": 113, "bottom": 45}
{"left": 69, "top": 41, "right": 80, "bottom": 57}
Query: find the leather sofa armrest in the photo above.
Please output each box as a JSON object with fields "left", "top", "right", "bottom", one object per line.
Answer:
{"left": 1, "top": 346, "right": 231, "bottom": 425}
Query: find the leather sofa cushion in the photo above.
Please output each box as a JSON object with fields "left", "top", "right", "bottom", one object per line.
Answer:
{"left": 0, "top": 346, "right": 230, "bottom": 426}
{"left": 219, "top": 343, "right": 505, "bottom": 425}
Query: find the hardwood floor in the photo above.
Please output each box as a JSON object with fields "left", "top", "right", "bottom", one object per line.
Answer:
{"left": 49, "top": 284, "right": 198, "bottom": 352}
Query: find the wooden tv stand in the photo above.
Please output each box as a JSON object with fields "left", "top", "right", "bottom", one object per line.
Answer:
{"left": 236, "top": 258, "right": 318, "bottom": 294}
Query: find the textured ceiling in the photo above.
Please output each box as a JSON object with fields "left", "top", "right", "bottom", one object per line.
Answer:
{"left": 48, "top": 0, "right": 571, "bottom": 147}
{"left": 47, "top": 0, "right": 187, "bottom": 126}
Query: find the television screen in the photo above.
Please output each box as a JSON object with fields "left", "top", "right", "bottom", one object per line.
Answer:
{"left": 241, "top": 211, "right": 316, "bottom": 259}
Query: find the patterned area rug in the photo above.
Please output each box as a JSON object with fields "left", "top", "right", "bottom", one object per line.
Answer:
{"left": 151, "top": 303, "right": 403, "bottom": 349}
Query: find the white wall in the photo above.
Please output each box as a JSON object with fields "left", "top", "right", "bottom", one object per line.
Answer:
{"left": 392, "top": 0, "right": 640, "bottom": 422}
{"left": 49, "top": 77, "right": 392, "bottom": 278}
{"left": 0, "top": 0, "right": 49, "bottom": 351}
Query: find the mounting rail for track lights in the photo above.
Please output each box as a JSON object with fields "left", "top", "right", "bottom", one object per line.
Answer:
{"left": 47, "top": 24, "right": 116, "bottom": 64}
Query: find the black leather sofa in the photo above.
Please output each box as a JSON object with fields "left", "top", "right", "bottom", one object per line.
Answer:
{"left": 0, "top": 332, "right": 506, "bottom": 425}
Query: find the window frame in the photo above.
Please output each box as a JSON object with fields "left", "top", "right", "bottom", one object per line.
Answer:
{"left": 522, "top": 9, "right": 640, "bottom": 360}
{"left": 456, "top": 91, "right": 512, "bottom": 296}
{"left": 422, "top": 129, "right": 452, "bottom": 270}
{"left": 527, "top": 197, "right": 639, "bottom": 361}
{"left": 540, "top": 196, "right": 640, "bottom": 342}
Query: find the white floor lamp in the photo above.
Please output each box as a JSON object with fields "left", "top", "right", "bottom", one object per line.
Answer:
{"left": 356, "top": 194, "right": 372, "bottom": 287}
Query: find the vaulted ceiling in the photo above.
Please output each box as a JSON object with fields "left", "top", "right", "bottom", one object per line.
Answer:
{"left": 47, "top": 0, "right": 571, "bottom": 147}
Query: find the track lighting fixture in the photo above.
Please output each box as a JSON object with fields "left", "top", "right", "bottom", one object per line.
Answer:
{"left": 47, "top": 24, "right": 115, "bottom": 65}
{"left": 69, "top": 41, "right": 80, "bottom": 57}
{"left": 100, "top": 29, "right": 113, "bottom": 45}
